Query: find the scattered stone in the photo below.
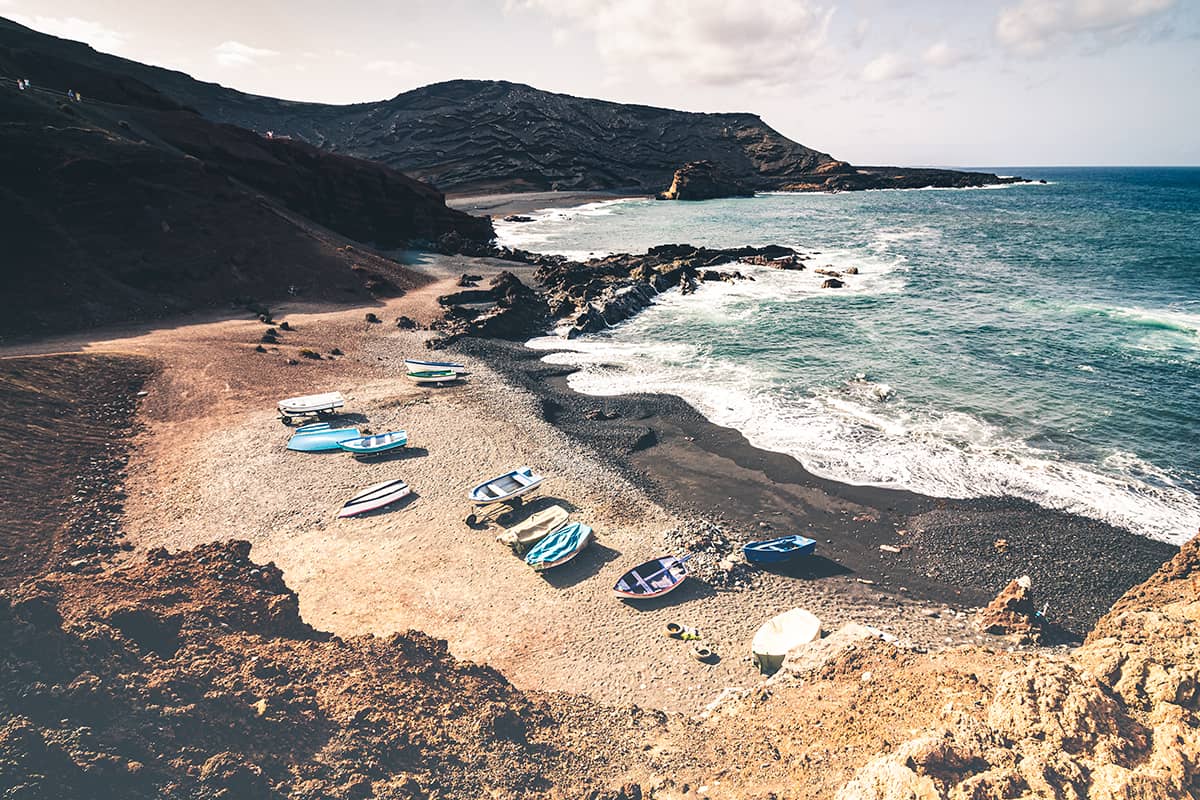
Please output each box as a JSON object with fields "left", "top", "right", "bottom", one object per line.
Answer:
{"left": 821, "top": 278, "right": 845, "bottom": 289}
{"left": 395, "top": 316, "right": 418, "bottom": 329}
{"left": 844, "top": 266, "right": 860, "bottom": 275}
{"left": 502, "top": 214, "right": 535, "bottom": 223}
{"left": 661, "top": 520, "right": 754, "bottom": 590}
{"left": 329, "top": 348, "right": 343, "bottom": 356}
{"left": 253, "top": 345, "right": 266, "bottom": 353}
{"left": 298, "top": 349, "right": 321, "bottom": 360}
{"left": 365, "top": 313, "right": 381, "bottom": 324}
{"left": 279, "top": 321, "right": 292, "bottom": 331}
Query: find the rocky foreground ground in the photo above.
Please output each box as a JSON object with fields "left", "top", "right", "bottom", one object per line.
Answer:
{"left": 1, "top": 340, "right": 1195, "bottom": 800}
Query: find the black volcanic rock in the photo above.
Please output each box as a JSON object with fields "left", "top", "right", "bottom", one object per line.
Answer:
{"left": 657, "top": 160, "right": 755, "bottom": 201}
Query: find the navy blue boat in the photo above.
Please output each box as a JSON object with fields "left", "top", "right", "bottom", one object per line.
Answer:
{"left": 742, "top": 535, "right": 817, "bottom": 565}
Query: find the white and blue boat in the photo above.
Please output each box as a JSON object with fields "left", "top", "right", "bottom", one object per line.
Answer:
{"left": 468, "top": 467, "right": 544, "bottom": 505}
{"left": 337, "top": 430, "right": 408, "bottom": 456}
{"left": 404, "top": 358, "right": 467, "bottom": 374}
{"left": 742, "top": 534, "right": 817, "bottom": 565}
{"left": 524, "top": 522, "right": 592, "bottom": 570}
{"left": 287, "top": 423, "right": 362, "bottom": 452}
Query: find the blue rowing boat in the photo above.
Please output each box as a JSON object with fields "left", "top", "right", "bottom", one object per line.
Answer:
{"left": 337, "top": 430, "right": 408, "bottom": 455}
{"left": 287, "top": 424, "right": 362, "bottom": 452}
{"left": 742, "top": 534, "right": 816, "bottom": 565}
{"left": 524, "top": 522, "right": 592, "bottom": 570}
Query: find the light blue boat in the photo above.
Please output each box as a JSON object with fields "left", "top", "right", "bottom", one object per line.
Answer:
{"left": 524, "top": 522, "right": 592, "bottom": 571}
{"left": 287, "top": 424, "right": 362, "bottom": 452}
{"left": 337, "top": 430, "right": 408, "bottom": 456}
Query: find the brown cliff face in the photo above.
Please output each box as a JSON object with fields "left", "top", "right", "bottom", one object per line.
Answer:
{"left": 837, "top": 536, "right": 1200, "bottom": 799}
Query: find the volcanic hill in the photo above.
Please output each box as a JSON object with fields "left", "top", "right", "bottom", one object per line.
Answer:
{"left": 0, "top": 17, "right": 1020, "bottom": 195}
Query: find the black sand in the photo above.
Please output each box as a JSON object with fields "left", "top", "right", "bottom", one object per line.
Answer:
{"left": 457, "top": 337, "right": 1178, "bottom": 637}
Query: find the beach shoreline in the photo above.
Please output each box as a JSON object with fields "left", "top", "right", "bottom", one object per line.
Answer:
{"left": 455, "top": 335, "right": 1179, "bottom": 637}
{"left": 447, "top": 189, "right": 650, "bottom": 218}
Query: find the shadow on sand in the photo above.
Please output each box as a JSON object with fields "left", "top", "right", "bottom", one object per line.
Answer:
{"left": 755, "top": 554, "right": 852, "bottom": 581}
{"left": 351, "top": 446, "right": 429, "bottom": 463}
{"left": 538, "top": 540, "right": 622, "bottom": 589}
{"left": 617, "top": 577, "right": 718, "bottom": 610}
{"left": 281, "top": 412, "right": 370, "bottom": 428}
{"left": 337, "top": 491, "right": 419, "bottom": 520}
{"left": 466, "top": 495, "right": 577, "bottom": 530}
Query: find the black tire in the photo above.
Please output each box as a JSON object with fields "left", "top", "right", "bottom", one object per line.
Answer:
{"left": 280, "top": 415, "right": 292, "bottom": 425}
{"left": 465, "top": 514, "right": 477, "bottom": 526}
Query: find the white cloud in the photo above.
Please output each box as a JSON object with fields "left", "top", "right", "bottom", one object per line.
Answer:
{"left": 996, "top": 0, "right": 1175, "bottom": 54}
{"left": 861, "top": 52, "right": 912, "bottom": 82}
{"left": 364, "top": 59, "right": 414, "bottom": 78}
{"left": 213, "top": 40, "right": 280, "bottom": 68}
{"left": 922, "top": 41, "right": 970, "bottom": 68}
{"left": 7, "top": 13, "right": 129, "bottom": 53}
{"left": 509, "top": 0, "right": 836, "bottom": 88}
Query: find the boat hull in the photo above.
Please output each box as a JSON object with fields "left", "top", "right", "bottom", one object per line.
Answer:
{"left": 404, "top": 359, "right": 467, "bottom": 374}
{"left": 613, "top": 556, "right": 689, "bottom": 599}
{"left": 742, "top": 535, "right": 817, "bottom": 565}
{"left": 287, "top": 427, "right": 361, "bottom": 452}
{"left": 525, "top": 522, "right": 592, "bottom": 570}
{"left": 337, "top": 431, "right": 408, "bottom": 455}
{"left": 338, "top": 479, "right": 411, "bottom": 518}
{"left": 469, "top": 467, "right": 544, "bottom": 505}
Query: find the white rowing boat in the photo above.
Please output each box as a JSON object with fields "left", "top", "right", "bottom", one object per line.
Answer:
{"left": 337, "top": 479, "right": 411, "bottom": 518}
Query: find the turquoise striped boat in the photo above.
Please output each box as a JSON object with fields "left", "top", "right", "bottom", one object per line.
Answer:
{"left": 524, "top": 522, "right": 592, "bottom": 571}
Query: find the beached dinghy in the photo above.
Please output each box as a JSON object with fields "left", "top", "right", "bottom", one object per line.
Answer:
{"left": 287, "top": 425, "right": 362, "bottom": 452}
{"left": 751, "top": 607, "right": 822, "bottom": 674}
{"left": 496, "top": 505, "right": 569, "bottom": 551}
{"left": 613, "top": 555, "right": 693, "bottom": 600}
{"left": 404, "top": 358, "right": 467, "bottom": 374}
{"left": 277, "top": 391, "right": 345, "bottom": 423}
{"left": 742, "top": 534, "right": 817, "bottom": 565}
{"left": 469, "top": 467, "right": 544, "bottom": 505}
{"left": 337, "top": 430, "right": 408, "bottom": 456}
{"left": 337, "top": 479, "right": 411, "bottom": 518}
{"left": 406, "top": 369, "right": 458, "bottom": 384}
{"left": 524, "top": 522, "right": 592, "bottom": 570}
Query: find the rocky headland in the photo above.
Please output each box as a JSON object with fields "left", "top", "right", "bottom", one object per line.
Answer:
{"left": 1, "top": 18, "right": 1024, "bottom": 196}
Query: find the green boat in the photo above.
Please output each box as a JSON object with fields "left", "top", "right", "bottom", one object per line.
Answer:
{"left": 407, "top": 369, "right": 457, "bottom": 384}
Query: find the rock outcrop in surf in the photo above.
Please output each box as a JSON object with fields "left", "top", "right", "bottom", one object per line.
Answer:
{"left": 657, "top": 160, "right": 755, "bottom": 201}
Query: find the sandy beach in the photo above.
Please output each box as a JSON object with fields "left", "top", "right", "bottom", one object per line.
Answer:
{"left": 1, "top": 250, "right": 1175, "bottom": 718}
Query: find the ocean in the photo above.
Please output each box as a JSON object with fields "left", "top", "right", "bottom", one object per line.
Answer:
{"left": 496, "top": 168, "right": 1200, "bottom": 545}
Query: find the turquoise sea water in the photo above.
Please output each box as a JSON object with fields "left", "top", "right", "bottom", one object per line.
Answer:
{"left": 497, "top": 168, "right": 1200, "bottom": 544}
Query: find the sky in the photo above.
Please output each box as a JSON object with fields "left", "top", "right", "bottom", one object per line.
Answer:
{"left": 4, "top": 0, "right": 1199, "bottom": 166}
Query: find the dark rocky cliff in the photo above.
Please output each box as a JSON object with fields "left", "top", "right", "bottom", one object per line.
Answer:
{"left": 0, "top": 19, "right": 494, "bottom": 336}
{"left": 0, "top": 17, "right": 1021, "bottom": 195}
